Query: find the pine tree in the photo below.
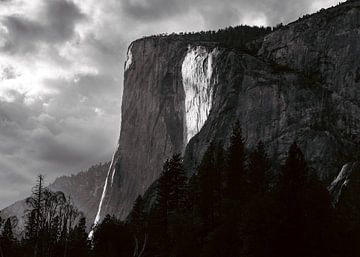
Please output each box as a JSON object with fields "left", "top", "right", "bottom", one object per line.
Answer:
{"left": 156, "top": 158, "right": 172, "bottom": 222}
{"left": 128, "top": 195, "right": 146, "bottom": 236}
{"left": 156, "top": 154, "right": 187, "bottom": 218}
{"left": 152, "top": 154, "right": 187, "bottom": 256}
{"left": 128, "top": 195, "right": 148, "bottom": 257}
{"left": 226, "top": 122, "right": 246, "bottom": 201}
{"left": 68, "top": 216, "right": 90, "bottom": 257}
{"left": 92, "top": 215, "right": 133, "bottom": 257}
{"left": 279, "top": 142, "right": 308, "bottom": 203}
{"left": 168, "top": 154, "right": 187, "bottom": 212}
{"left": 275, "top": 142, "right": 334, "bottom": 257}
{"left": 186, "top": 174, "right": 200, "bottom": 213}
{"left": 248, "top": 141, "right": 270, "bottom": 196}
{"left": 23, "top": 175, "right": 80, "bottom": 257}
{"left": 0, "top": 216, "right": 3, "bottom": 257}
{"left": 25, "top": 174, "right": 45, "bottom": 257}
{"left": 198, "top": 143, "right": 224, "bottom": 229}
{"left": 2, "top": 218, "right": 14, "bottom": 242}
{"left": 1, "top": 218, "right": 16, "bottom": 257}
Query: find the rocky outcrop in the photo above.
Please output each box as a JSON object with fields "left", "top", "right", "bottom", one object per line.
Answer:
{"left": 94, "top": 1, "right": 360, "bottom": 223}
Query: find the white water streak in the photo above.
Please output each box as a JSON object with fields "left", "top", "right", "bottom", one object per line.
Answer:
{"left": 89, "top": 148, "right": 118, "bottom": 239}
{"left": 182, "top": 46, "right": 219, "bottom": 142}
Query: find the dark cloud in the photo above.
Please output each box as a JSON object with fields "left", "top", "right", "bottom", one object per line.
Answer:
{"left": 44, "top": 0, "right": 86, "bottom": 40}
{"left": 0, "top": 0, "right": 85, "bottom": 54}
{"left": 121, "top": 0, "right": 190, "bottom": 21}
{"left": 0, "top": 65, "right": 17, "bottom": 80}
{"left": 119, "top": 0, "right": 328, "bottom": 29}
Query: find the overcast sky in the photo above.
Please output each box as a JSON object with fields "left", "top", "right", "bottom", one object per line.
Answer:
{"left": 0, "top": 0, "right": 345, "bottom": 208}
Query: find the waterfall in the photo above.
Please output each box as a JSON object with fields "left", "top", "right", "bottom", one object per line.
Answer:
{"left": 182, "top": 46, "right": 219, "bottom": 143}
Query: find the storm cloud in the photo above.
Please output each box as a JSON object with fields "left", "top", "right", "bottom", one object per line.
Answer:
{"left": 1, "top": 0, "right": 85, "bottom": 54}
{"left": 0, "top": 0, "right": 344, "bottom": 208}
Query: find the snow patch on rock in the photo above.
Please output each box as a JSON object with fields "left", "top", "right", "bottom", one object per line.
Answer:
{"left": 182, "top": 46, "right": 219, "bottom": 143}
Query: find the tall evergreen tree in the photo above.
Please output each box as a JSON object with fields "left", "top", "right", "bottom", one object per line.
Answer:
{"left": 2, "top": 218, "right": 14, "bottom": 242}
{"left": 198, "top": 143, "right": 224, "bottom": 229}
{"left": 275, "top": 142, "right": 334, "bottom": 257}
{"left": 68, "top": 216, "right": 90, "bottom": 257}
{"left": 168, "top": 154, "right": 187, "bottom": 212}
{"left": 25, "top": 174, "right": 45, "bottom": 257}
{"left": 92, "top": 215, "right": 133, "bottom": 257}
{"left": 151, "top": 154, "right": 187, "bottom": 256}
{"left": 156, "top": 154, "right": 187, "bottom": 218}
{"left": 226, "top": 122, "right": 246, "bottom": 200}
{"left": 248, "top": 141, "right": 270, "bottom": 196}
{"left": 279, "top": 142, "right": 308, "bottom": 205}
{"left": 0, "top": 216, "right": 3, "bottom": 257}
{"left": 23, "top": 175, "right": 80, "bottom": 257}
{"left": 128, "top": 196, "right": 146, "bottom": 234}
{"left": 1, "top": 218, "right": 18, "bottom": 257}
{"left": 128, "top": 195, "right": 148, "bottom": 257}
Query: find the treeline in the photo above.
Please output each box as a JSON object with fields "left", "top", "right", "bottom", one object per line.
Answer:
{"left": 144, "top": 25, "right": 273, "bottom": 53}
{"left": 90, "top": 122, "right": 360, "bottom": 257}
{"left": 0, "top": 175, "right": 89, "bottom": 257}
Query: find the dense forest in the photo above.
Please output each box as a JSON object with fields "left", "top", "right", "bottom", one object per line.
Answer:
{"left": 1, "top": 122, "right": 360, "bottom": 257}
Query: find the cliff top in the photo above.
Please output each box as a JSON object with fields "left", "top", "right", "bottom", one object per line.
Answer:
{"left": 129, "top": 0, "right": 359, "bottom": 53}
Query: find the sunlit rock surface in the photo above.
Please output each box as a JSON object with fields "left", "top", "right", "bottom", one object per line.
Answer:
{"left": 182, "top": 46, "right": 220, "bottom": 142}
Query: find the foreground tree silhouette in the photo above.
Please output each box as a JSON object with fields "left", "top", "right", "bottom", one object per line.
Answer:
{"left": 275, "top": 142, "right": 334, "bottom": 257}
{"left": 1, "top": 218, "right": 17, "bottom": 257}
{"left": 197, "top": 143, "right": 224, "bottom": 230}
{"left": 150, "top": 154, "right": 187, "bottom": 256}
{"left": 24, "top": 174, "right": 45, "bottom": 257}
{"left": 67, "top": 217, "right": 90, "bottom": 257}
{"left": 128, "top": 195, "right": 147, "bottom": 257}
{"left": 248, "top": 141, "right": 270, "bottom": 196}
{"left": 23, "top": 175, "right": 80, "bottom": 257}
{"left": 92, "top": 215, "right": 133, "bottom": 257}
{"left": 225, "top": 122, "right": 246, "bottom": 201}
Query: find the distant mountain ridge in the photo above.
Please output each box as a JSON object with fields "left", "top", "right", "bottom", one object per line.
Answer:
{"left": 1, "top": 162, "right": 109, "bottom": 234}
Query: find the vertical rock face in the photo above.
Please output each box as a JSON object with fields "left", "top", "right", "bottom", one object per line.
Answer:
{"left": 94, "top": 40, "right": 222, "bottom": 221}
{"left": 95, "top": 1, "right": 360, "bottom": 222}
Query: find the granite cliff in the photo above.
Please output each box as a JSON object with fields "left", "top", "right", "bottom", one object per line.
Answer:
{"left": 94, "top": 0, "right": 360, "bottom": 223}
